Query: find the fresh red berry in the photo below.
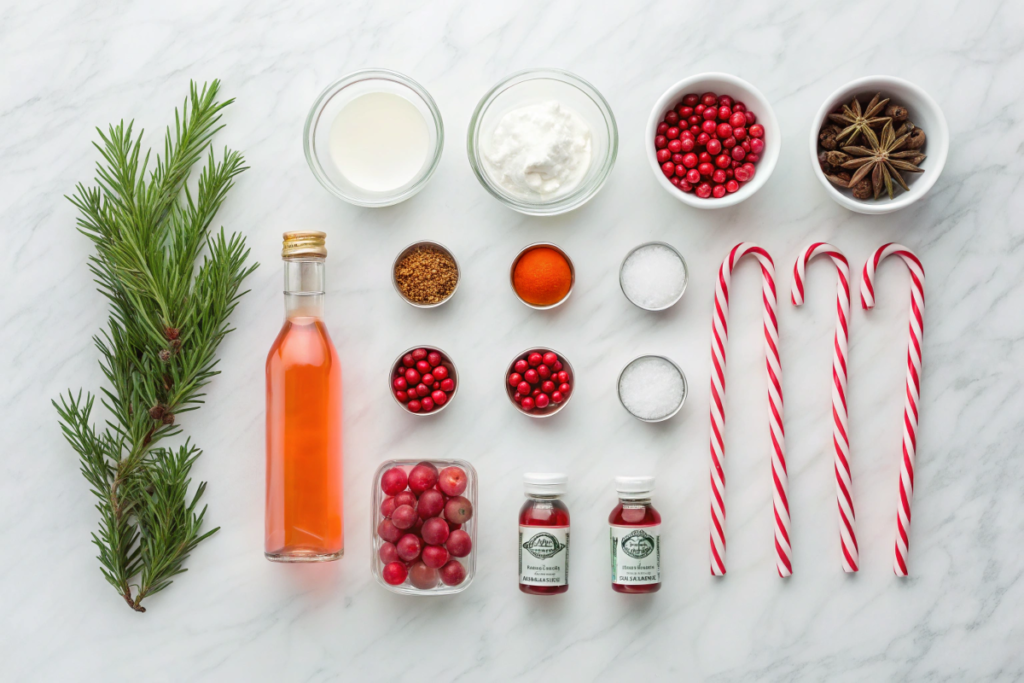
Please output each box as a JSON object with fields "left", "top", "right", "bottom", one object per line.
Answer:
{"left": 712, "top": 169, "right": 727, "bottom": 184}
{"left": 698, "top": 162, "right": 715, "bottom": 177}
{"left": 749, "top": 123, "right": 764, "bottom": 138}
{"left": 666, "top": 126, "right": 679, "bottom": 140}
{"left": 706, "top": 139, "right": 722, "bottom": 155}
{"left": 664, "top": 110, "right": 679, "bottom": 125}
{"left": 535, "top": 393, "right": 550, "bottom": 409}
{"left": 749, "top": 138, "right": 765, "bottom": 154}
{"left": 712, "top": 184, "right": 727, "bottom": 198}
{"left": 655, "top": 135, "right": 667, "bottom": 149}
{"left": 661, "top": 161, "right": 675, "bottom": 178}
{"left": 683, "top": 93, "right": 700, "bottom": 106}
{"left": 726, "top": 179, "right": 740, "bottom": 193}
{"left": 696, "top": 182, "right": 712, "bottom": 198}
{"left": 718, "top": 105, "right": 732, "bottom": 120}
{"left": 681, "top": 153, "right": 698, "bottom": 169}
{"left": 701, "top": 92, "right": 718, "bottom": 107}
{"left": 686, "top": 168, "right": 700, "bottom": 184}
{"left": 656, "top": 122, "right": 669, "bottom": 135}
{"left": 521, "top": 396, "right": 535, "bottom": 411}
{"left": 440, "top": 378, "right": 455, "bottom": 392}
{"left": 667, "top": 139, "right": 682, "bottom": 154}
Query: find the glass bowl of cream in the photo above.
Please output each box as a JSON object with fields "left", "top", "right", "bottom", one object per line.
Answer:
{"left": 468, "top": 69, "right": 618, "bottom": 216}
{"left": 304, "top": 69, "right": 444, "bottom": 207}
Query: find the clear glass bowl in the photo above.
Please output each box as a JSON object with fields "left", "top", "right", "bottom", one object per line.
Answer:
{"left": 304, "top": 69, "right": 444, "bottom": 207}
{"left": 467, "top": 68, "right": 618, "bottom": 216}
{"left": 371, "top": 459, "right": 478, "bottom": 595}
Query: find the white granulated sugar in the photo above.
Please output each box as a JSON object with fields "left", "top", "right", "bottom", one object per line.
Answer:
{"left": 619, "top": 356, "right": 684, "bottom": 421}
{"left": 620, "top": 244, "right": 686, "bottom": 310}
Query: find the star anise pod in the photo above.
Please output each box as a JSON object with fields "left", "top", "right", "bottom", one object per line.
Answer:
{"left": 828, "top": 93, "right": 890, "bottom": 147}
{"left": 840, "top": 119, "right": 925, "bottom": 200}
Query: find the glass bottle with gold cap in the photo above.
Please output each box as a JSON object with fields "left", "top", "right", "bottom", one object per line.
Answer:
{"left": 265, "top": 231, "right": 343, "bottom": 561}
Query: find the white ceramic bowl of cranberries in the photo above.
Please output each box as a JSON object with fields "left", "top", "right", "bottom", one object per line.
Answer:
{"left": 372, "top": 459, "right": 477, "bottom": 595}
{"left": 647, "top": 73, "right": 780, "bottom": 209}
{"left": 810, "top": 75, "right": 949, "bottom": 215}
{"left": 390, "top": 347, "right": 458, "bottom": 416}
{"left": 505, "top": 348, "right": 574, "bottom": 417}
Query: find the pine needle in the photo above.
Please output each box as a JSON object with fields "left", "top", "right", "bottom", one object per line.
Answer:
{"left": 53, "top": 80, "right": 256, "bottom": 612}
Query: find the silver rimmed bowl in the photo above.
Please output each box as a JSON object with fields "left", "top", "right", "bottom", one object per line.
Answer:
{"left": 392, "top": 240, "right": 460, "bottom": 308}
{"left": 505, "top": 347, "right": 574, "bottom": 418}
{"left": 509, "top": 243, "right": 575, "bottom": 310}
{"left": 617, "top": 354, "right": 687, "bottom": 422}
{"left": 618, "top": 241, "right": 689, "bottom": 311}
{"left": 390, "top": 346, "right": 459, "bottom": 416}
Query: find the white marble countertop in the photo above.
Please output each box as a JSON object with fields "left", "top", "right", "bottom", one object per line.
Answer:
{"left": 3, "top": 1, "right": 1023, "bottom": 680}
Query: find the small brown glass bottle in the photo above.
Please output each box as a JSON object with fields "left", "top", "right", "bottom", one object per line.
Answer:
{"left": 519, "top": 473, "right": 569, "bottom": 595}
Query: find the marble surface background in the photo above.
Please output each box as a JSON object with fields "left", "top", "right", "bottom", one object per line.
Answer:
{"left": 2, "top": 0, "right": 1023, "bottom": 680}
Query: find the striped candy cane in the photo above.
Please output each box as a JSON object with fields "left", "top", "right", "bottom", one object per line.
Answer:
{"left": 792, "top": 243, "right": 858, "bottom": 573}
{"left": 709, "top": 243, "right": 790, "bottom": 577}
{"left": 861, "top": 243, "right": 925, "bottom": 577}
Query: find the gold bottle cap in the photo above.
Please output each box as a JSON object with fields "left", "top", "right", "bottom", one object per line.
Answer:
{"left": 282, "top": 231, "right": 327, "bottom": 259}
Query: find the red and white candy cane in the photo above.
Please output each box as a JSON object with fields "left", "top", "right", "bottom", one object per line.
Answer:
{"left": 861, "top": 243, "right": 925, "bottom": 577}
{"left": 791, "top": 243, "right": 858, "bottom": 573}
{"left": 709, "top": 243, "right": 790, "bottom": 577}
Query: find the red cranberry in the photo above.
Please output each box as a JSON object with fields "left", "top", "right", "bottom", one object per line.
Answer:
{"left": 734, "top": 166, "right": 751, "bottom": 182}
{"left": 393, "top": 376, "right": 407, "bottom": 391}
{"left": 558, "top": 383, "right": 571, "bottom": 395}
{"left": 718, "top": 105, "right": 732, "bottom": 120}
{"left": 679, "top": 180, "right": 693, "bottom": 192}
{"left": 749, "top": 123, "right": 764, "bottom": 138}
{"left": 741, "top": 139, "right": 751, "bottom": 152}
{"left": 407, "top": 399, "right": 421, "bottom": 413}
{"left": 749, "top": 138, "right": 765, "bottom": 154}
{"left": 524, "top": 369, "right": 540, "bottom": 384}
{"left": 395, "top": 390, "right": 408, "bottom": 403}
{"left": 421, "top": 373, "right": 435, "bottom": 387}
{"left": 734, "top": 127, "right": 747, "bottom": 141}
{"left": 656, "top": 121, "right": 669, "bottom": 135}
{"left": 440, "top": 378, "right": 455, "bottom": 392}
{"left": 697, "top": 132, "right": 711, "bottom": 146}
{"left": 540, "top": 380, "right": 556, "bottom": 394}
{"left": 702, "top": 107, "right": 718, "bottom": 121}
{"left": 699, "top": 151, "right": 712, "bottom": 163}
{"left": 688, "top": 117, "right": 701, "bottom": 128}
{"left": 402, "top": 353, "right": 415, "bottom": 368}
{"left": 535, "top": 393, "right": 550, "bottom": 409}
{"left": 428, "top": 351, "right": 442, "bottom": 367}
{"left": 542, "top": 352, "right": 559, "bottom": 366}
{"left": 733, "top": 102, "right": 746, "bottom": 112}
{"left": 412, "top": 349, "right": 428, "bottom": 361}
{"left": 712, "top": 184, "right": 727, "bottom": 198}
{"left": 517, "top": 381, "right": 530, "bottom": 395}
{"left": 415, "top": 360, "right": 430, "bottom": 375}
{"left": 678, "top": 105, "right": 693, "bottom": 117}
{"left": 731, "top": 146, "right": 746, "bottom": 161}
{"left": 698, "top": 162, "right": 715, "bottom": 177}
{"left": 432, "top": 366, "right": 448, "bottom": 381}
{"left": 551, "top": 391, "right": 564, "bottom": 403}
{"left": 722, "top": 136, "right": 737, "bottom": 149}
{"left": 508, "top": 372, "right": 522, "bottom": 387}
{"left": 415, "top": 383, "right": 429, "bottom": 397}
{"left": 556, "top": 371, "right": 569, "bottom": 383}
{"left": 729, "top": 112, "right": 746, "bottom": 128}
{"left": 657, "top": 149, "right": 672, "bottom": 164}
{"left": 404, "top": 368, "right": 420, "bottom": 385}
{"left": 420, "top": 396, "right": 435, "bottom": 412}
{"left": 719, "top": 95, "right": 734, "bottom": 107}
{"left": 746, "top": 153, "right": 760, "bottom": 163}
{"left": 712, "top": 169, "right": 727, "bottom": 184}
{"left": 743, "top": 162, "right": 757, "bottom": 176}
{"left": 527, "top": 353, "right": 542, "bottom": 367}
{"left": 514, "top": 359, "right": 528, "bottom": 374}
{"left": 431, "top": 389, "right": 447, "bottom": 406}
{"left": 716, "top": 154, "right": 731, "bottom": 169}
{"left": 701, "top": 92, "right": 718, "bottom": 107}
{"left": 664, "top": 110, "right": 679, "bottom": 125}
{"left": 521, "top": 396, "right": 535, "bottom": 411}
{"left": 726, "top": 179, "right": 740, "bottom": 193}
{"left": 686, "top": 168, "right": 700, "bottom": 184}
{"left": 702, "top": 120, "right": 718, "bottom": 136}
{"left": 666, "top": 126, "right": 680, "bottom": 140}
{"left": 681, "top": 153, "right": 698, "bottom": 168}
{"left": 674, "top": 164, "right": 687, "bottom": 177}
{"left": 661, "top": 161, "right": 675, "bottom": 178}
{"left": 655, "top": 135, "right": 667, "bottom": 149}
{"left": 695, "top": 103, "right": 705, "bottom": 115}
{"left": 667, "top": 139, "right": 682, "bottom": 153}
{"left": 513, "top": 392, "right": 523, "bottom": 403}
{"left": 716, "top": 122, "right": 733, "bottom": 139}
{"left": 672, "top": 153, "right": 684, "bottom": 165}
{"left": 706, "top": 139, "right": 722, "bottom": 155}
{"left": 682, "top": 93, "right": 699, "bottom": 106}
{"left": 696, "top": 182, "right": 712, "bottom": 198}
{"left": 680, "top": 137, "right": 695, "bottom": 152}
{"left": 382, "top": 561, "right": 408, "bottom": 586}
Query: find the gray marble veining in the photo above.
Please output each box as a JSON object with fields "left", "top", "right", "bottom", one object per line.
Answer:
{"left": 2, "top": 0, "right": 1023, "bottom": 680}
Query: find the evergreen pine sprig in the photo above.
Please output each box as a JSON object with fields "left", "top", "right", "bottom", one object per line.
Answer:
{"left": 53, "top": 80, "right": 256, "bottom": 612}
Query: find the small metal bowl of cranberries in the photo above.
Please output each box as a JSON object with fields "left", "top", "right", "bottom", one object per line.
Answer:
{"left": 646, "top": 73, "right": 780, "bottom": 209}
{"left": 390, "top": 346, "right": 458, "bottom": 416}
{"left": 505, "top": 348, "right": 574, "bottom": 418}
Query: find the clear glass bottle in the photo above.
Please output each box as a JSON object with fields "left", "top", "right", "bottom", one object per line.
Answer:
{"left": 609, "top": 476, "right": 661, "bottom": 593}
{"left": 265, "top": 231, "right": 343, "bottom": 562}
{"left": 519, "top": 473, "right": 570, "bottom": 595}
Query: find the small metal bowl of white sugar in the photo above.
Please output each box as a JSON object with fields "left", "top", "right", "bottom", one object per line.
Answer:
{"left": 619, "top": 242, "right": 688, "bottom": 311}
{"left": 617, "top": 355, "right": 687, "bottom": 422}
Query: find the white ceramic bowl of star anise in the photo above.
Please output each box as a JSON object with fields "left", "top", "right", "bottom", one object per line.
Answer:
{"left": 810, "top": 75, "right": 948, "bottom": 215}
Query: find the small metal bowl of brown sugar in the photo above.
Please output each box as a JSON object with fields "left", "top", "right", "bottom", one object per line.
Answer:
{"left": 392, "top": 240, "right": 460, "bottom": 308}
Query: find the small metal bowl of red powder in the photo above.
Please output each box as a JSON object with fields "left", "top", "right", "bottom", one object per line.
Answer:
{"left": 505, "top": 348, "right": 575, "bottom": 418}
{"left": 509, "top": 242, "right": 575, "bottom": 310}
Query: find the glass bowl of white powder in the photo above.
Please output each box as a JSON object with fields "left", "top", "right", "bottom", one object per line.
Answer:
{"left": 468, "top": 69, "right": 618, "bottom": 216}
{"left": 304, "top": 69, "right": 444, "bottom": 207}
{"left": 619, "top": 242, "right": 688, "bottom": 311}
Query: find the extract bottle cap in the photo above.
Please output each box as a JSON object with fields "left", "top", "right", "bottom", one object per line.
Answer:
{"left": 523, "top": 472, "right": 568, "bottom": 496}
{"left": 615, "top": 475, "right": 654, "bottom": 498}
{"left": 282, "top": 231, "right": 327, "bottom": 259}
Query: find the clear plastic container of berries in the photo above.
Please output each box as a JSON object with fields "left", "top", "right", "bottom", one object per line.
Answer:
{"left": 371, "top": 459, "right": 478, "bottom": 595}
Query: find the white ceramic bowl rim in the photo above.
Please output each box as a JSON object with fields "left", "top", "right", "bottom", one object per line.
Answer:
{"left": 646, "top": 72, "right": 780, "bottom": 209}
{"left": 809, "top": 75, "right": 949, "bottom": 214}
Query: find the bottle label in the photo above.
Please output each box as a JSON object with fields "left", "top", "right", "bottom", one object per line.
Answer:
{"left": 610, "top": 524, "right": 661, "bottom": 585}
{"left": 519, "top": 526, "right": 569, "bottom": 586}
